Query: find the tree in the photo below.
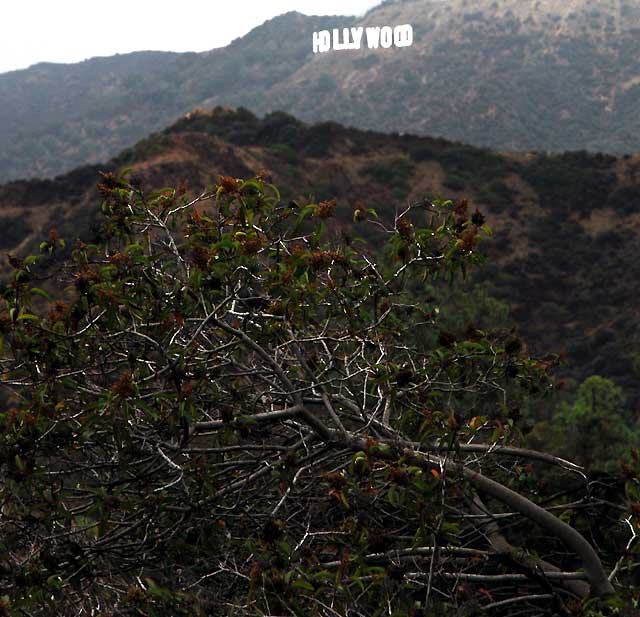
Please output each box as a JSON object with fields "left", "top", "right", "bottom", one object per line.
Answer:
{"left": 528, "top": 376, "right": 637, "bottom": 472}
{"left": 0, "top": 172, "right": 636, "bottom": 616}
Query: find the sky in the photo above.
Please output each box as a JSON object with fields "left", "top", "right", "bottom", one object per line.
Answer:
{"left": 0, "top": 0, "right": 385, "bottom": 74}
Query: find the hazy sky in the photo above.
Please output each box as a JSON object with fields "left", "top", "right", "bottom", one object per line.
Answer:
{"left": 0, "top": 1, "right": 385, "bottom": 74}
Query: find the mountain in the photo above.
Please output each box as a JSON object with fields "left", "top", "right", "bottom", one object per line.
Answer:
{"left": 271, "top": 0, "right": 640, "bottom": 153}
{"left": 0, "top": 12, "right": 350, "bottom": 183}
{"left": 2, "top": 107, "right": 640, "bottom": 410}
{"left": 3, "top": 0, "right": 640, "bottom": 182}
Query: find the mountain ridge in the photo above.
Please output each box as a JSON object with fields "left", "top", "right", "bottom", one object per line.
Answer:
{"left": 2, "top": 107, "right": 639, "bottom": 409}
{"left": 2, "top": 0, "right": 640, "bottom": 181}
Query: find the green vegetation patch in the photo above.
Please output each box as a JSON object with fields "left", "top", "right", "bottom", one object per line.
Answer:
{"left": 167, "top": 109, "right": 342, "bottom": 159}
{"left": 419, "top": 144, "right": 517, "bottom": 199}
{"left": 0, "top": 214, "right": 31, "bottom": 250}
{"left": 117, "top": 133, "right": 174, "bottom": 165}
{"left": 363, "top": 157, "right": 415, "bottom": 201}
{"left": 522, "top": 150, "right": 617, "bottom": 215}
{"left": 476, "top": 179, "right": 517, "bottom": 213}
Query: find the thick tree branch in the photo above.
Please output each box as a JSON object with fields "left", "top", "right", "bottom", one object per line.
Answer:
{"left": 470, "top": 494, "right": 591, "bottom": 598}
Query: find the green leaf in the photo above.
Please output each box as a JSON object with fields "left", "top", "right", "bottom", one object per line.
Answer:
{"left": 312, "top": 221, "right": 325, "bottom": 246}
{"left": 14, "top": 455, "right": 25, "bottom": 472}
{"left": 30, "top": 287, "right": 51, "bottom": 300}
{"left": 17, "top": 313, "right": 40, "bottom": 322}
{"left": 100, "top": 265, "right": 117, "bottom": 278}
{"left": 267, "top": 183, "right": 281, "bottom": 202}
{"left": 292, "top": 579, "right": 314, "bottom": 592}
{"left": 388, "top": 484, "right": 399, "bottom": 507}
{"left": 239, "top": 178, "right": 262, "bottom": 194}
{"left": 47, "top": 575, "right": 63, "bottom": 590}
{"left": 125, "top": 243, "right": 144, "bottom": 255}
{"left": 293, "top": 205, "right": 315, "bottom": 235}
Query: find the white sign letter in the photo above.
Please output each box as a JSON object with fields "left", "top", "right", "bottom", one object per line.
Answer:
{"left": 394, "top": 24, "right": 413, "bottom": 47}
{"left": 313, "top": 30, "right": 331, "bottom": 53}
{"left": 351, "top": 26, "right": 364, "bottom": 49}
{"left": 365, "top": 26, "right": 381, "bottom": 48}
{"left": 333, "top": 28, "right": 346, "bottom": 50}
{"left": 380, "top": 26, "right": 393, "bottom": 48}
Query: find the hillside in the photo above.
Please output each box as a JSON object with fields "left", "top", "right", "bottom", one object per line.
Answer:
{"left": 3, "top": 0, "right": 640, "bottom": 181}
{"left": 0, "top": 12, "right": 350, "bottom": 182}
{"left": 271, "top": 0, "right": 640, "bottom": 153}
{"left": 2, "top": 107, "right": 640, "bottom": 410}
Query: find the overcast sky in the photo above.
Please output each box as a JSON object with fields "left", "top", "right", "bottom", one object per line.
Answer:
{"left": 0, "top": 1, "right": 385, "bottom": 74}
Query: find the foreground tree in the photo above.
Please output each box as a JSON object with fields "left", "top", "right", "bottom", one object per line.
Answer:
{"left": 0, "top": 173, "right": 636, "bottom": 616}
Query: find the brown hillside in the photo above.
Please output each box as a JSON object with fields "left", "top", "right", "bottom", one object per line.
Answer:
{"left": 2, "top": 107, "right": 639, "bottom": 407}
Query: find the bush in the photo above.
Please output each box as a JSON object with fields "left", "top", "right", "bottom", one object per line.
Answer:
{"left": 531, "top": 376, "right": 637, "bottom": 471}
{"left": 268, "top": 142, "right": 299, "bottom": 165}
{"left": 0, "top": 215, "right": 31, "bottom": 250}
{"left": 522, "top": 151, "right": 617, "bottom": 215}
{"left": 477, "top": 179, "right": 516, "bottom": 212}
{"left": 363, "top": 157, "right": 415, "bottom": 200}
{"left": 408, "top": 141, "right": 438, "bottom": 162}
{"left": 0, "top": 172, "right": 630, "bottom": 615}
{"left": 442, "top": 173, "right": 466, "bottom": 191}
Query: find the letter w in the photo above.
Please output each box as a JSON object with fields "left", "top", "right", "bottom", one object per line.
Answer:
{"left": 365, "top": 27, "right": 381, "bottom": 49}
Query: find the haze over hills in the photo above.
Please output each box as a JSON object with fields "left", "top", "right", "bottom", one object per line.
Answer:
{"left": 0, "top": 13, "right": 350, "bottom": 183}
{"left": 2, "top": 107, "right": 640, "bottom": 409}
{"left": 3, "top": 0, "right": 640, "bottom": 182}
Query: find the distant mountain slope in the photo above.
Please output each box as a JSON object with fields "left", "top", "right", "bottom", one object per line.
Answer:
{"left": 269, "top": 0, "right": 640, "bottom": 153}
{"left": 2, "top": 107, "right": 640, "bottom": 407}
{"left": 0, "top": 12, "right": 350, "bottom": 182}
{"left": 3, "top": 0, "right": 640, "bottom": 182}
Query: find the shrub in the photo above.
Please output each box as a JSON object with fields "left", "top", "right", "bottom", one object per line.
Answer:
{"left": 0, "top": 172, "right": 630, "bottom": 615}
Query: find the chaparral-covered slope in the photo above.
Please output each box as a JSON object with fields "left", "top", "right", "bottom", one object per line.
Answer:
{"left": 1, "top": 107, "right": 640, "bottom": 408}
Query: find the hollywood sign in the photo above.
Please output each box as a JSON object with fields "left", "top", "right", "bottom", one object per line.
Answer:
{"left": 313, "top": 25, "right": 413, "bottom": 53}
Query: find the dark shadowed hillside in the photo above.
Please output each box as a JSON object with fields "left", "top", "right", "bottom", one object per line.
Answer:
{"left": 3, "top": 0, "right": 640, "bottom": 181}
{"left": 2, "top": 107, "right": 640, "bottom": 409}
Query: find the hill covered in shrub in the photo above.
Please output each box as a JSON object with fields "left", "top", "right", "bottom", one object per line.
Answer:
{"left": 2, "top": 107, "right": 639, "bottom": 411}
